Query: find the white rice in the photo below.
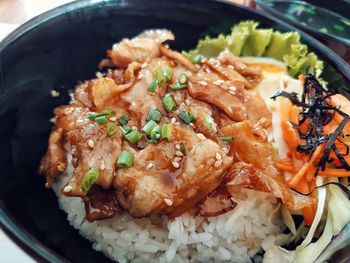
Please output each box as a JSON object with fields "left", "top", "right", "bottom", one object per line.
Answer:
{"left": 53, "top": 168, "right": 284, "bottom": 263}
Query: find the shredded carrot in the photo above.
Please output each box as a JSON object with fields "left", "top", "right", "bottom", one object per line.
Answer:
{"left": 288, "top": 144, "right": 325, "bottom": 188}
{"left": 274, "top": 162, "right": 295, "bottom": 172}
{"left": 317, "top": 168, "right": 350, "bottom": 177}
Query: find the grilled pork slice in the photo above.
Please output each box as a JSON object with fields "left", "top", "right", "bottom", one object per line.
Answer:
{"left": 114, "top": 126, "right": 233, "bottom": 218}
{"left": 108, "top": 29, "right": 174, "bottom": 68}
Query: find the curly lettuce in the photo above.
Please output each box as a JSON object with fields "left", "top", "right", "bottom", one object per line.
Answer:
{"left": 184, "top": 21, "right": 323, "bottom": 77}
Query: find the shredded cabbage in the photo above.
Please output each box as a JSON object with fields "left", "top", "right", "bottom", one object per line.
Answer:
{"left": 184, "top": 21, "right": 323, "bottom": 77}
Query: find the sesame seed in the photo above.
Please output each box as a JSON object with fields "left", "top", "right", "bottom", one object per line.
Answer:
{"left": 96, "top": 71, "right": 103, "bottom": 79}
{"left": 228, "top": 90, "right": 236, "bottom": 95}
{"left": 172, "top": 161, "right": 180, "bottom": 169}
{"left": 185, "top": 99, "right": 191, "bottom": 105}
{"left": 213, "top": 80, "right": 224, "bottom": 86}
{"left": 100, "top": 160, "right": 106, "bottom": 170}
{"left": 50, "top": 90, "right": 60, "bottom": 97}
{"left": 132, "top": 126, "right": 138, "bottom": 130}
{"left": 109, "top": 116, "right": 117, "bottom": 122}
{"left": 164, "top": 198, "right": 173, "bottom": 206}
{"left": 228, "top": 86, "right": 236, "bottom": 92}
{"left": 137, "top": 73, "right": 143, "bottom": 80}
{"left": 146, "top": 162, "right": 154, "bottom": 169}
{"left": 87, "top": 139, "right": 95, "bottom": 149}
{"left": 175, "top": 150, "right": 184, "bottom": 157}
{"left": 189, "top": 123, "right": 195, "bottom": 128}
{"left": 228, "top": 65, "right": 234, "bottom": 70}
{"left": 57, "top": 163, "right": 66, "bottom": 172}
{"left": 214, "top": 159, "right": 223, "bottom": 168}
{"left": 196, "top": 133, "right": 206, "bottom": 140}
{"left": 63, "top": 185, "right": 73, "bottom": 192}
{"left": 175, "top": 122, "right": 180, "bottom": 125}
{"left": 175, "top": 144, "right": 181, "bottom": 150}
{"left": 171, "top": 117, "right": 177, "bottom": 124}
{"left": 198, "top": 81, "right": 207, "bottom": 86}
{"left": 173, "top": 157, "right": 182, "bottom": 163}
{"left": 141, "top": 63, "right": 147, "bottom": 68}
{"left": 45, "top": 183, "right": 49, "bottom": 188}
{"left": 216, "top": 152, "right": 222, "bottom": 160}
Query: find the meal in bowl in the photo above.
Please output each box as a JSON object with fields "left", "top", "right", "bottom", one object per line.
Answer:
{"left": 39, "top": 21, "right": 350, "bottom": 263}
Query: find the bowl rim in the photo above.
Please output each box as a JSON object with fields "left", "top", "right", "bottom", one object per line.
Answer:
{"left": 255, "top": 0, "right": 350, "bottom": 46}
{"left": 1, "top": 0, "right": 350, "bottom": 262}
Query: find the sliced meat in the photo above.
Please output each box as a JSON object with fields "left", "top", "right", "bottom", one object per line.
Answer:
{"left": 245, "top": 91, "right": 272, "bottom": 128}
{"left": 108, "top": 29, "right": 174, "bottom": 68}
{"left": 91, "top": 62, "right": 141, "bottom": 111}
{"left": 198, "top": 186, "right": 236, "bottom": 217}
{"left": 221, "top": 121, "right": 271, "bottom": 171}
{"left": 160, "top": 45, "right": 198, "bottom": 72}
{"left": 188, "top": 74, "right": 247, "bottom": 121}
{"left": 113, "top": 126, "right": 233, "bottom": 217}
{"left": 226, "top": 162, "right": 314, "bottom": 211}
{"left": 218, "top": 50, "right": 262, "bottom": 88}
{"left": 39, "top": 127, "right": 66, "bottom": 186}
{"left": 63, "top": 122, "right": 122, "bottom": 196}
{"left": 83, "top": 186, "right": 123, "bottom": 222}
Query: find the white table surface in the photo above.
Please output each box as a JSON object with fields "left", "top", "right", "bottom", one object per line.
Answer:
{"left": 0, "top": 22, "right": 36, "bottom": 263}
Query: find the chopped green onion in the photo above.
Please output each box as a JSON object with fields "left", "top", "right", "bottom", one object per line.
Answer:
{"left": 95, "top": 115, "right": 108, "bottom": 124}
{"left": 146, "top": 108, "right": 163, "bottom": 123}
{"left": 150, "top": 125, "right": 161, "bottom": 142}
{"left": 179, "top": 142, "right": 187, "bottom": 155}
{"left": 80, "top": 167, "right": 99, "bottom": 193}
{"left": 170, "top": 82, "right": 186, "bottom": 90}
{"left": 106, "top": 123, "right": 118, "bottom": 137}
{"left": 178, "top": 73, "right": 188, "bottom": 84}
{"left": 125, "top": 129, "right": 142, "bottom": 143}
{"left": 154, "top": 66, "right": 172, "bottom": 84}
{"left": 149, "top": 79, "right": 158, "bottom": 92}
{"left": 117, "top": 114, "right": 129, "bottom": 126}
{"left": 163, "top": 67, "right": 172, "bottom": 82}
{"left": 179, "top": 111, "right": 195, "bottom": 124}
{"left": 203, "top": 114, "right": 216, "bottom": 132}
{"left": 193, "top": 54, "right": 203, "bottom": 64}
{"left": 142, "top": 120, "right": 158, "bottom": 135}
{"left": 162, "top": 94, "right": 177, "bottom": 112}
{"left": 117, "top": 151, "right": 134, "bottom": 168}
{"left": 220, "top": 136, "right": 233, "bottom": 142}
{"left": 88, "top": 114, "right": 97, "bottom": 121}
{"left": 101, "top": 109, "right": 115, "bottom": 117}
{"left": 122, "top": 125, "right": 132, "bottom": 134}
{"left": 161, "top": 124, "right": 172, "bottom": 140}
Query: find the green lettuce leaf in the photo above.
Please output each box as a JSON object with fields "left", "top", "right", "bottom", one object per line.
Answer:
{"left": 185, "top": 20, "right": 324, "bottom": 77}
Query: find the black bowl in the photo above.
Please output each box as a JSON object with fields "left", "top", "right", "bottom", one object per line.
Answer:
{"left": 1, "top": 0, "right": 350, "bottom": 262}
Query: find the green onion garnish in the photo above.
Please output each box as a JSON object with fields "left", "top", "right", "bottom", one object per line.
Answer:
{"left": 88, "top": 114, "right": 97, "bottom": 121}
{"left": 178, "top": 73, "right": 187, "bottom": 84}
{"left": 161, "top": 124, "right": 172, "bottom": 140}
{"left": 203, "top": 114, "right": 216, "bottom": 132}
{"left": 162, "top": 94, "right": 177, "bottom": 112}
{"left": 142, "top": 120, "right": 158, "bottom": 135}
{"left": 95, "top": 115, "right": 108, "bottom": 124}
{"left": 220, "top": 136, "right": 233, "bottom": 142}
{"left": 193, "top": 54, "right": 203, "bottom": 64}
{"left": 101, "top": 109, "right": 115, "bottom": 117}
{"left": 163, "top": 67, "right": 172, "bottom": 82}
{"left": 150, "top": 125, "right": 161, "bottom": 142}
{"left": 80, "top": 167, "right": 99, "bottom": 193}
{"left": 117, "top": 151, "right": 134, "bottom": 168}
{"left": 179, "top": 111, "right": 195, "bottom": 124}
{"left": 170, "top": 82, "right": 186, "bottom": 90}
{"left": 106, "top": 123, "right": 118, "bottom": 137}
{"left": 125, "top": 129, "right": 143, "bottom": 143}
{"left": 155, "top": 66, "right": 172, "bottom": 84}
{"left": 149, "top": 79, "right": 158, "bottom": 92}
{"left": 117, "top": 114, "right": 129, "bottom": 126}
{"left": 146, "top": 108, "right": 163, "bottom": 123}
{"left": 179, "top": 142, "right": 187, "bottom": 155}
{"left": 122, "top": 125, "right": 132, "bottom": 134}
